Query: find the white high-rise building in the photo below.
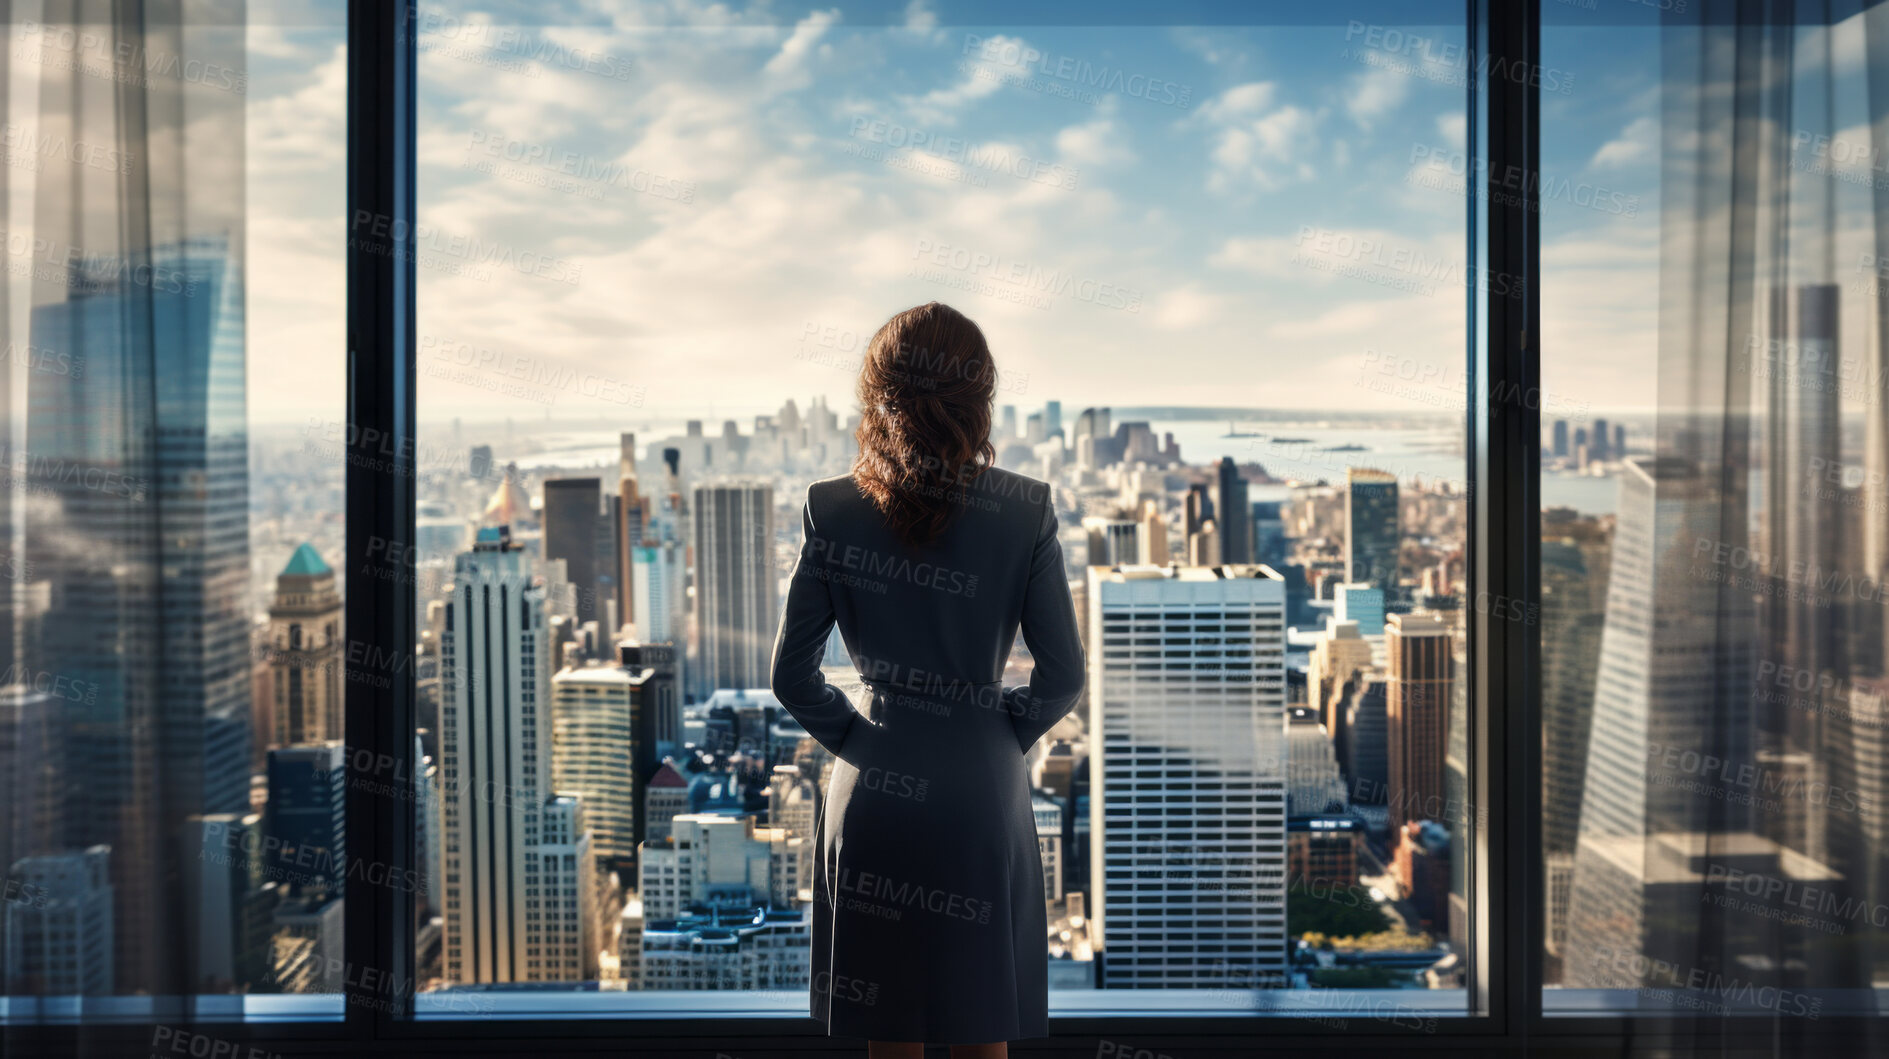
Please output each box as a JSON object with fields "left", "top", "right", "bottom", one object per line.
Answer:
{"left": 551, "top": 663, "right": 645, "bottom": 863}
{"left": 441, "top": 526, "right": 599, "bottom": 983}
{"left": 691, "top": 480, "right": 776, "bottom": 697}
{"left": 1086, "top": 563, "right": 1289, "bottom": 987}
{"left": 534, "top": 795, "right": 600, "bottom": 981}
{"left": 630, "top": 539, "right": 686, "bottom": 646}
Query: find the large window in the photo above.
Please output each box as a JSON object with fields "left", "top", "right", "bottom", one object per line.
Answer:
{"left": 406, "top": 0, "right": 1476, "bottom": 1022}
{"left": 7, "top": 1, "right": 1880, "bottom": 1054}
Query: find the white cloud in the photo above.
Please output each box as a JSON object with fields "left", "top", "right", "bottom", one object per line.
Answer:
{"left": 1055, "top": 101, "right": 1134, "bottom": 167}
{"left": 762, "top": 9, "right": 840, "bottom": 90}
{"left": 1345, "top": 67, "right": 1407, "bottom": 129}
{"left": 1591, "top": 115, "right": 1657, "bottom": 169}
{"left": 1190, "top": 82, "right": 1323, "bottom": 193}
{"left": 898, "top": 35, "right": 1015, "bottom": 124}
{"left": 903, "top": 0, "right": 938, "bottom": 34}
{"left": 1437, "top": 112, "right": 1466, "bottom": 150}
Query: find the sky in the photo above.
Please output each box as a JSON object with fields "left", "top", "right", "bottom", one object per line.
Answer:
{"left": 243, "top": 1, "right": 1676, "bottom": 430}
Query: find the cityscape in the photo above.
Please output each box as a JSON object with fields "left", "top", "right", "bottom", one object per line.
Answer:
{"left": 9, "top": 319, "right": 1667, "bottom": 1004}
{"left": 7, "top": 0, "right": 1889, "bottom": 1042}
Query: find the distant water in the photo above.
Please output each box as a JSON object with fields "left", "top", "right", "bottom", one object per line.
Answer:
{"left": 500, "top": 417, "right": 1619, "bottom": 517}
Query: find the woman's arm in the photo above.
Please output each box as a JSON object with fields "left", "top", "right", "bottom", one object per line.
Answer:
{"left": 1002, "top": 493, "right": 1087, "bottom": 753}
{"left": 770, "top": 491, "right": 878, "bottom": 767}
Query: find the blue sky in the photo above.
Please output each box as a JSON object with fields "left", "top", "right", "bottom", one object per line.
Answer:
{"left": 246, "top": 1, "right": 1672, "bottom": 428}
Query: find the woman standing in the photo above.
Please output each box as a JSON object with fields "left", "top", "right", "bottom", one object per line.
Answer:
{"left": 770, "top": 301, "right": 1086, "bottom": 1059}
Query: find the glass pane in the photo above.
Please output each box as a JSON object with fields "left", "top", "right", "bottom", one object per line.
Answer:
{"left": 413, "top": 0, "right": 1469, "bottom": 1023}
{"left": 0, "top": 1, "right": 346, "bottom": 1026}
{"left": 1542, "top": 1, "right": 1888, "bottom": 1030}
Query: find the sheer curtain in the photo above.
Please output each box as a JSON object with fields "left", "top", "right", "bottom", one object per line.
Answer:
{"left": 1563, "top": 0, "right": 1889, "bottom": 1052}
{"left": 0, "top": 0, "right": 248, "bottom": 1025}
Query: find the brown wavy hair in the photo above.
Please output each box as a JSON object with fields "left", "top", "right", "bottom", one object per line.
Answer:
{"left": 851, "top": 302, "right": 997, "bottom": 548}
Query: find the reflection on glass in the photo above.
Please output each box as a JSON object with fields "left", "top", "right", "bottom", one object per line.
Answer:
{"left": 413, "top": 1, "right": 1469, "bottom": 1017}
{"left": 0, "top": 5, "right": 346, "bottom": 1020}
{"left": 1543, "top": 4, "right": 1889, "bottom": 1034}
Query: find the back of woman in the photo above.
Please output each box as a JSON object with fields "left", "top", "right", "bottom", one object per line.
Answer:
{"left": 769, "top": 302, "right": 1084, "bottom": 1057}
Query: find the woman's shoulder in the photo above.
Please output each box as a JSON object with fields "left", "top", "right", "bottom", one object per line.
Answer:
{"left": 803, "top": 473, "right": 868, "bottom": 523}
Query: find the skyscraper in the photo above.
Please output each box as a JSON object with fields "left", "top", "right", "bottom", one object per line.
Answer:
{"left": 1215, "top": 457, "right": 1250, "bottom": 564}
{"left": 265, "top": 743, "right": 346, "bottom": 898}
{"left": 692, "top": 480, "right": 777, "bottom": 696}
{"left": 1345, "top": 468, "right": 1400, "bottom": 593}
{"left": 1137, "top": 503, "right": 1169, "bottom": 567}
{"left": 27, "top": 240, "right": 251, "bottom": 993}
{"left": 622, "top": 641, "right": 683, "bottom": 769}
{"left": 1082, "top": 517, "right": 1140, "bottom": 567}
{"left": 631, "top": 540, "right": 687, "bottom": 648}
{"left": 551, "top": 660, "right": 651, "bottom": 863}
{"left": 1540, "top": 531, "right": 1608, "bottom": 860}
{"left": 0, "top": 688, "right": 63, "bottom": 911}
{"left": 267, "top": 544, "right": 343, "bottom": 745}
{"left": 1087, "top": 564, "right": 1288, "bottom": 987}
{"left": 614, "top": 432, "right": 646, "bottom": 637}
{"left": 1552, "top": 419, "right": 1570, "bottom": 459}
{"left": 1308, "top": 620, "right": 1375, "bottom": 737}
{"left": 534, "top": 796, "right": 601, "bottom": 981}
{"left": 1385, "top": 612, "right": 1453, "bottom": 834}
{"left": 184, "top": 814, "right": 278, "bottom": 993}
{"left": 1334, "top": 582, "right": 1386, "bottom": 636}
{"left": 441, "top": 526, "right": 596, "bottom": 983}
{"left": 3, "top": 846, "right": 113, "bottom": 996}
{"left": 1250, "top": 501, "right": 1286, "bottom": 568}
{"left": 1564, "top": 458, "right": 1771, "bottom": 986}
{"left": 544, "top": 477, "right": 605, "bottom": 626}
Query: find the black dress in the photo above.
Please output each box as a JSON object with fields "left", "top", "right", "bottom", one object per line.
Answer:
{"left": 769, "top": 467, "right": 1086, "bottom": 1045}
